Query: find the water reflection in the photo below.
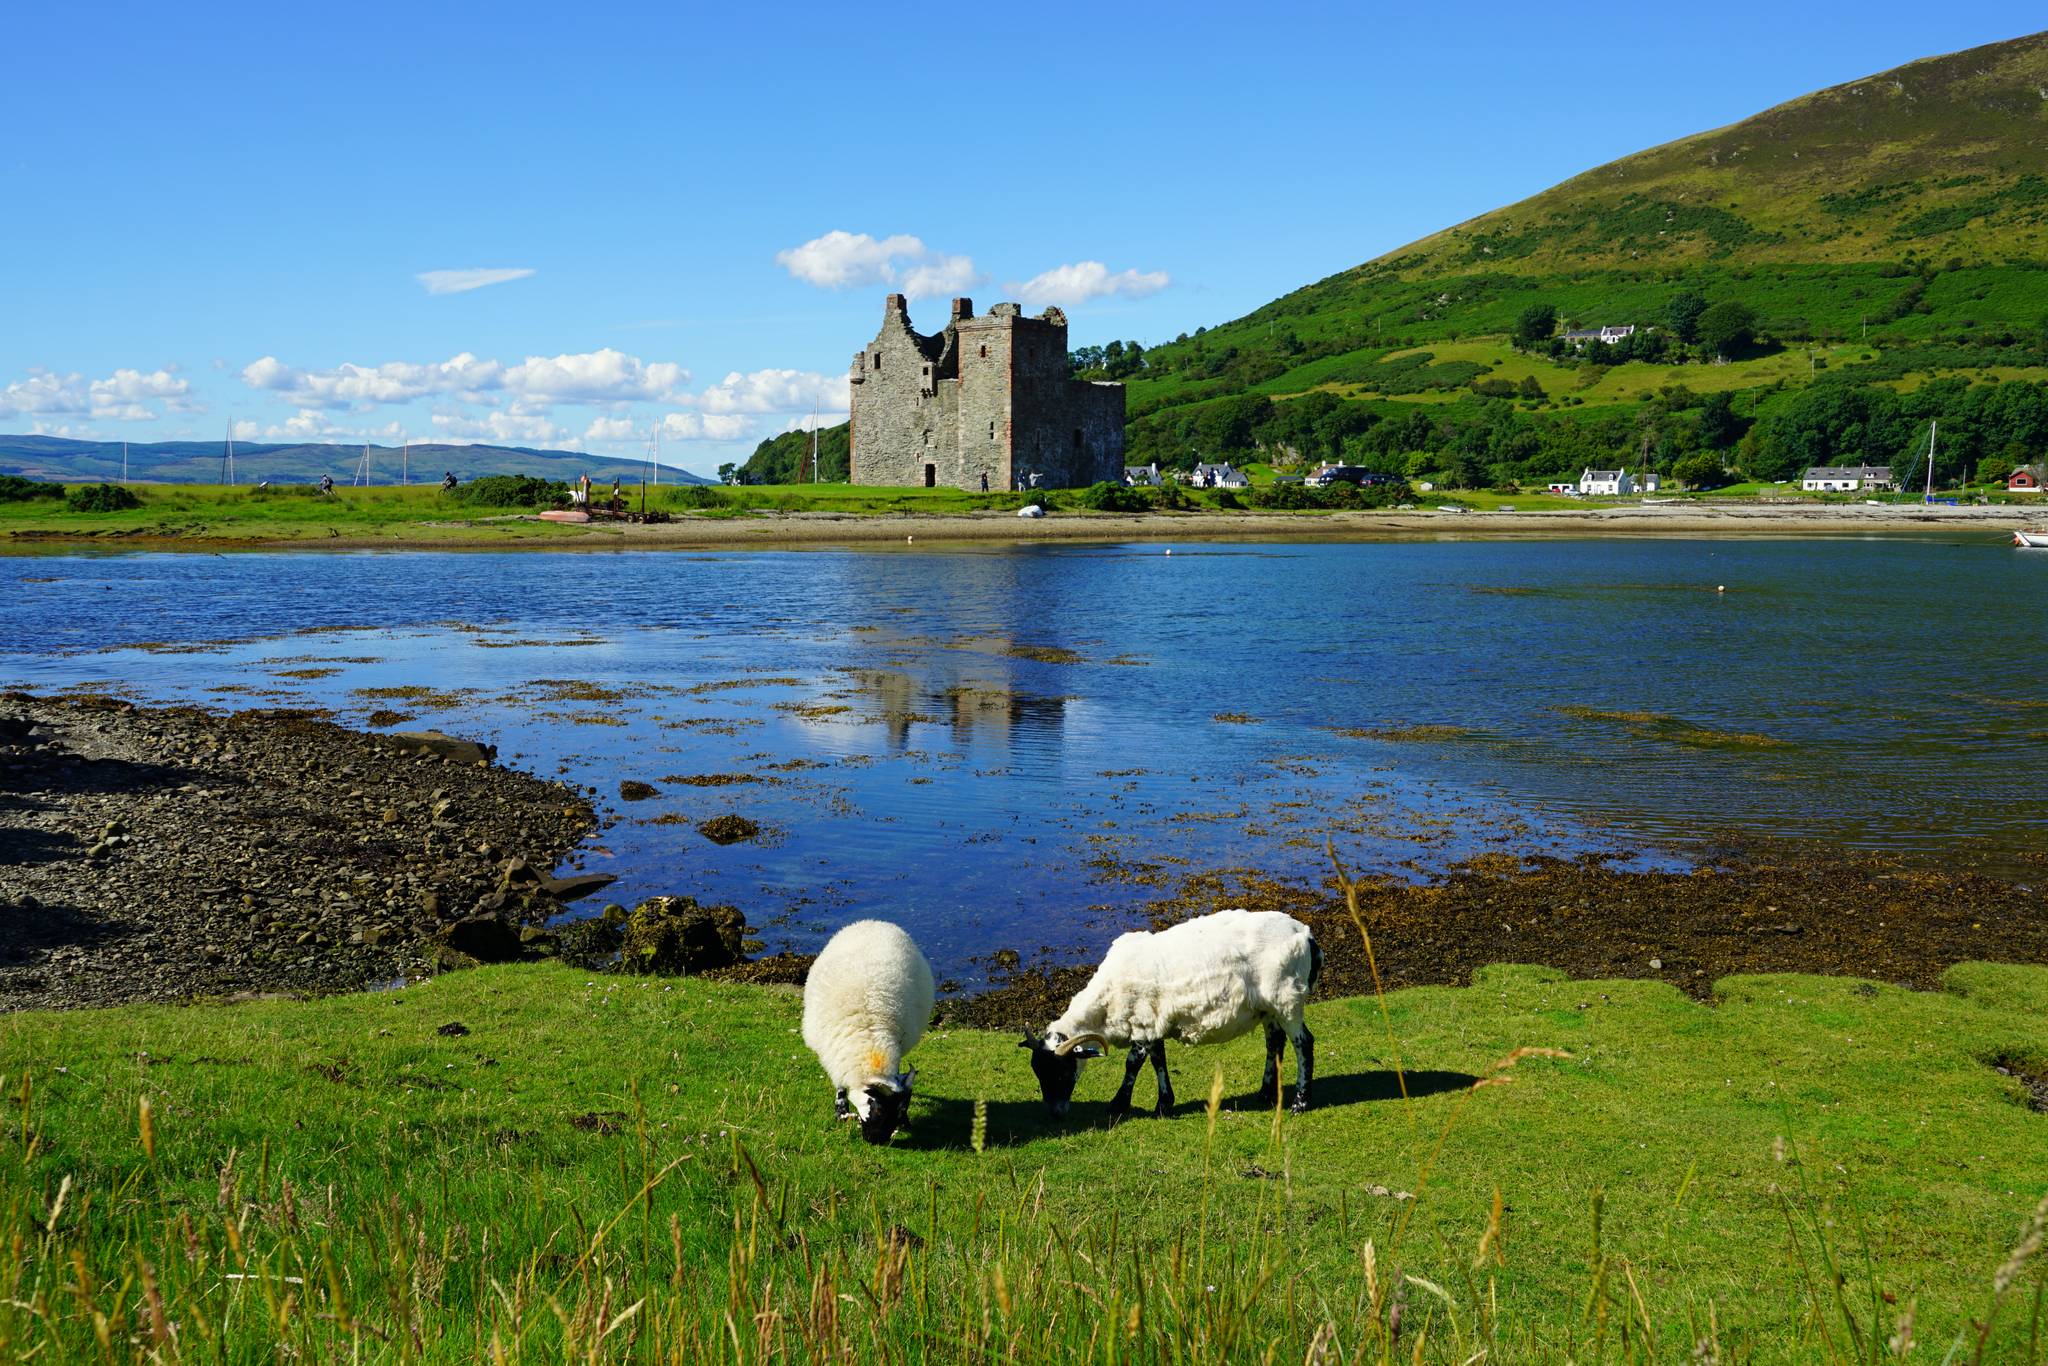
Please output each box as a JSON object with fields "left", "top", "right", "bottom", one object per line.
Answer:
{"left": 3, "top": 536, "right": 2043, "bottom": 982}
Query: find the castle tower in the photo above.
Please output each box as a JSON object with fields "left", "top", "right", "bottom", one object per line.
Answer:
{"left": 848, "top": 295, "right": 1123, "bottom": 491}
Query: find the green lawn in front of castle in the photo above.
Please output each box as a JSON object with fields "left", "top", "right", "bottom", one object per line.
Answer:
{"left": 3, "top": 959, "right": 2044, "bottom": 1361}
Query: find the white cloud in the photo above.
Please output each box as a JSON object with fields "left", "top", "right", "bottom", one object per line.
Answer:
{"left": 582, "top": 416, "right": 641, "bottom": 445}
{"left": 416, "top": 268, "right": 535, "bottom": 295}
{"left": 241, "top": 348, "right": 689, "bottom": 411}
{"left": 0, "top": 365, "right": 191, "bottom": 421}
{"left": 900, "top": 254, "right": 980, "bottom": 299}
{"left": 1009, "top": 261, "right": 1170, "bottom": 309}
{"left": 656, "top": 412, "right": 752, "bottom": 442}
{"left": 501, "top": 349, "right": 690, "bottom": 405}
{"left": 430, "top": 410, "right": 571, "bottom": 447}
{"left": 693, "top": 368, "right": 848, "bottom": 416}
{"left": 774, "top": 230, "right": 982, "bottom": 299}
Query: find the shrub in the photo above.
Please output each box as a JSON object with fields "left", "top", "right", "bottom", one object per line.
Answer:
{"left": 1073, "top": 481, "right": 1149, "bottom": 513}
{"left": 665, "top": 486, "right": 737, "bottom": 511}
{"left": 64, "top": 483, "right": 141, "bottom": 513}
{"left": 457, "top": 474, "right": 567, "bottom": 508}
{"left": 0, "top": 475, "right": 64, "bottom": 503}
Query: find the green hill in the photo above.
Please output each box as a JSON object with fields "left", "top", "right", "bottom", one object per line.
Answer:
{"left": 1104, "top": 31, "right": 2048, "bottom": 489}
{"left": 736, "top": 423, "right": 848, "bottom": 484}
{"left": 0, "top": 435, "right": 713, "bottom": 487}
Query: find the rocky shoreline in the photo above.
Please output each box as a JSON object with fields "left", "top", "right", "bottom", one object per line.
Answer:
{"left": 0, "top": 694, "right": 608, "bottom": 1011}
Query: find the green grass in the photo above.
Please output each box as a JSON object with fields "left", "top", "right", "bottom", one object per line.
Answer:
{"left": 3, "top": 959, "right": 2044, "bottom": 1361}
{"left": 0, "top": 483, "right": 596, "bottom": 544}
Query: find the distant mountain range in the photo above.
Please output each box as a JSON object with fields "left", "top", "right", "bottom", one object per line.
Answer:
{"left": 0, "top": 436, "right": 714, "bottom": 487}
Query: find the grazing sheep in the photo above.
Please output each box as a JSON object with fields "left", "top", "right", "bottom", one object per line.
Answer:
{"left": 1021, "top": 909, "right": 1320, "bottom": 1119}
{"left": 802, "top": 919, "right": 935, "bottom": 1144}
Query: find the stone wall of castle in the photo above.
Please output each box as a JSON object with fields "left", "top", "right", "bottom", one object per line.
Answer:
{"left": 847, "top": 295, "right": 1123, "bottom": 491}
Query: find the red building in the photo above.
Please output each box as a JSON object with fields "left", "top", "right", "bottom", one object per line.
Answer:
{"left": 2010, "top": 463, "right": 2045, "bottom": 493}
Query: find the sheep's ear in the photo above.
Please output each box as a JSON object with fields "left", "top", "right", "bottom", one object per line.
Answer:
{"left": 1018, "top": 1031, "right": 1038, "bottom": 1049}
{"left": 899, "top": 1068, "right": 916, "bottom": 1089}
{"left": 1073, "top": 1045, "right": 1104, "bottom": 1060}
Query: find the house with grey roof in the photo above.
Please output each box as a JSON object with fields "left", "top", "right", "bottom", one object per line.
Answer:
{"left": 1800, "top": 464, "right": 1894, "bottom": 492}
{"left": 1189, "top": 462, "right": 1249, "bottom": 489}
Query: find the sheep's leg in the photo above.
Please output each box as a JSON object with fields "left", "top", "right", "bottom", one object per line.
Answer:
{"left": 1107, "top": 1043, "right": 1148, "bottom": 1119}
{"left": 1149, "top": 1041, "right": 1175, "bottom": 1116}
{"left": 1289, "top": 1023, "right": 1315, "bottom": 1113}
{"left": 1258, "top": 1021, "right": 1287, "bottom": 1105}
{"left": 834, "top": 1089, "right": 852, "bottom": 1121}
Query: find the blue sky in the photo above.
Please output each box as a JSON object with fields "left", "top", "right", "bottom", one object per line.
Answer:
{"left": 0, "top": 3, "right": 2035, "bottom": 477}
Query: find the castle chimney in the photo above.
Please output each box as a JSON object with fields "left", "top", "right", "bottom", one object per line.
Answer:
{"left": 950, "top": 297, "right": 974, "bottom": 322}
{"left": 884, "top": 293, "right": 907, "bottom": 315}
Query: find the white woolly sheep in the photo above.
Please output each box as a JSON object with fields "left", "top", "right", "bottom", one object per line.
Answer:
{"left": 802, "top": 919, "right": 935, "bottom": 1144}
{"left": 1021, "top": 908, "right": 1321, "bottom": 1118}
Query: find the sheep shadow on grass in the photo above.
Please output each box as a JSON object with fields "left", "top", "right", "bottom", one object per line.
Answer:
{"left": 894, "top": 1071, "right": 1479, "bottom": 1149}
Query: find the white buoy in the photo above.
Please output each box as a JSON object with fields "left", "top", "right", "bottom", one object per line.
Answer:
{"left": 1717, "top": 584, "right": 1726, "bottom": 593}
{"left": 906, "top": 535, "right": 914, "bottom": 542}
{"left": 1165, "top": 548, "right": 1172, "bottom": 556}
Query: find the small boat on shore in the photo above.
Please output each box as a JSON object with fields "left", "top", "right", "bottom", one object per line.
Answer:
{"left": 2015, "top": 529, "right": 2048, "bottom": 549}
{"left": 538, "top": 509, "right": 590, "bottom": 524}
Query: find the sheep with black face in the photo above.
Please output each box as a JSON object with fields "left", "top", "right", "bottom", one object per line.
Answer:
{"left": 801, "top": 920, "right": 934, "bottom": 1144}
{"left": 1022, "top": 909, "right": 1320, "bottom": 1119}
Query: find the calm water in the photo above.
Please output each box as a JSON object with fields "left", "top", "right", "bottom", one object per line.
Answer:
{"left": 4, "top": 537, "right": 2043, "bottom": 983}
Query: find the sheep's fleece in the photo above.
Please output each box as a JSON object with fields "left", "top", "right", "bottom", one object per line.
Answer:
{"left": 801, "top": 919, "right": 934, "bottom": 1118}
{"left": 1048, "top": 909, "right": 1314, "bottom": 1046}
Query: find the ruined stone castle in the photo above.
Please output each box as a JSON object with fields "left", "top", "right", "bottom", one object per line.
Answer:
{"left": 848, "top": 294, "right": 1124, "bottom": 491}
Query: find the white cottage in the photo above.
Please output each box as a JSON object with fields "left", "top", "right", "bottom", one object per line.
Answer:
{"left": 1579, "top": 467, "right": 1634, "bottom": 496}
{"left": 1123, "top": 463, "right": 1162, "bottom": 487}
{"left": 1190, "top": 462, "right": 1249, "bottom": 489}
{"left": 1800, "top": 464, "right": 1894, "bottom": 492}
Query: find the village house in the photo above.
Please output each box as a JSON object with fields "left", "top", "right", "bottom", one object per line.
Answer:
{"left": 1189, "top": 462, "right": 1249, "bottom": 489}
{"left": 1800, "top": 464, "right": 1894, "bottom": 492}
{"left": 2008, "top": 463, "right": 2045, "bottom": 493}
{"left": 1562, "top": 324, "right": 1638, "bottom": 347}
{"left": 1123, "top": 462, "right": 1162, "bottom": 487}
{"left": 1579, "top": 467, "right": 1634, "bottom": 496}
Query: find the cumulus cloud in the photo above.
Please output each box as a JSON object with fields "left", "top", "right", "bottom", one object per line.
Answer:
{"left": 241, "top": 349, "right": 690, "bottom": 411}
{"left": 656, "top": 412, "right": 753, "bottom": 442}
{"left": 775, "top": 230, "right": 982, "bottom": 299}
{"left": 429, "top": 410, "right": 571, "bottom": 447}
{"left": 0, "top": 365, "right": 191, "bottom": 421}
{"left": 1009, "top": 261, "right": 1170, "bottom": 308}
{"left": 581, "top": 416, "right": 641, "bottom": 445}
{"left": 501, "top": 350, "right": 689, "bottom": 405}
{"left": 416, "top": 268, "right": 535, "bottom": 295}
{"left": 693, "top": 368, "right": 848, "bottom": 416}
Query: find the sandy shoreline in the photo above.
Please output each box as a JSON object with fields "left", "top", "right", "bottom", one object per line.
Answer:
{"left": 4, "top": 499, "right": 2043, "bottom": 553}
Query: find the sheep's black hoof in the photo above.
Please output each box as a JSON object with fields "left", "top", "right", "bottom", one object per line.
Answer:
{"left": 1154, "top": 1100, "right": 1175, "bottom": 1118}
{"left": 1106, "top": 1101, "right": 1132, "bottom": 1123}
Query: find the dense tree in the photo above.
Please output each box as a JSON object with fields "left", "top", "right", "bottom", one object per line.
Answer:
{"left": 1671, "top": 451, "right": 1729, "bottom": 489}
{"left": 1695, "top": 391, "right": 1744, "bottom": 449}
{"left": 1665, "top": 290, "right": 1709, "bottom": 344}
{"left": 1512, "top": 303, "right": 1558, "bottom": 348}
{"left": 1697, "top": 301, "right": 1759, "bottom": 358}
{"left": 1518, "top": 375, "right": 1546, "bottom": 400}
{"left": 1750, "top": 384, "right": 1906, "bottom": 481}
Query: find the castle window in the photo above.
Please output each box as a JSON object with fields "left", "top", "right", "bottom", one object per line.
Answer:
{"left": 873, "top": 352, "right": 882, "bottom": 371}
{"left": 979, "top": 345, "right": 987, "bottom": 359}
{"left": 989, "top": 421, "right": 996, "bottom": 442}
{"left": 1073, "top": 428, "right": 1083, "bottom": 451}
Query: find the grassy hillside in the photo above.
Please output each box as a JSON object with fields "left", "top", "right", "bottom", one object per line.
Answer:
{"left": 0, "top": 435, "right": 711, "bottom": 487}
{"left": 1095, "top": 32, "right": 2048, "bottom": 489}
{"left": 3, "top": 961, "right": 2045, "bottom": 1360}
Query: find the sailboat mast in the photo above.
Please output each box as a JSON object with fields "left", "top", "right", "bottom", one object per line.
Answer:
{"left": 1924, "top": 420, "right": 1937, "bottom": 502}
{"left": 402, "top": 440, "right": 410, "bottom": 486}
{"left": 121, "top": 441, "right": 128, "bottom": 485}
